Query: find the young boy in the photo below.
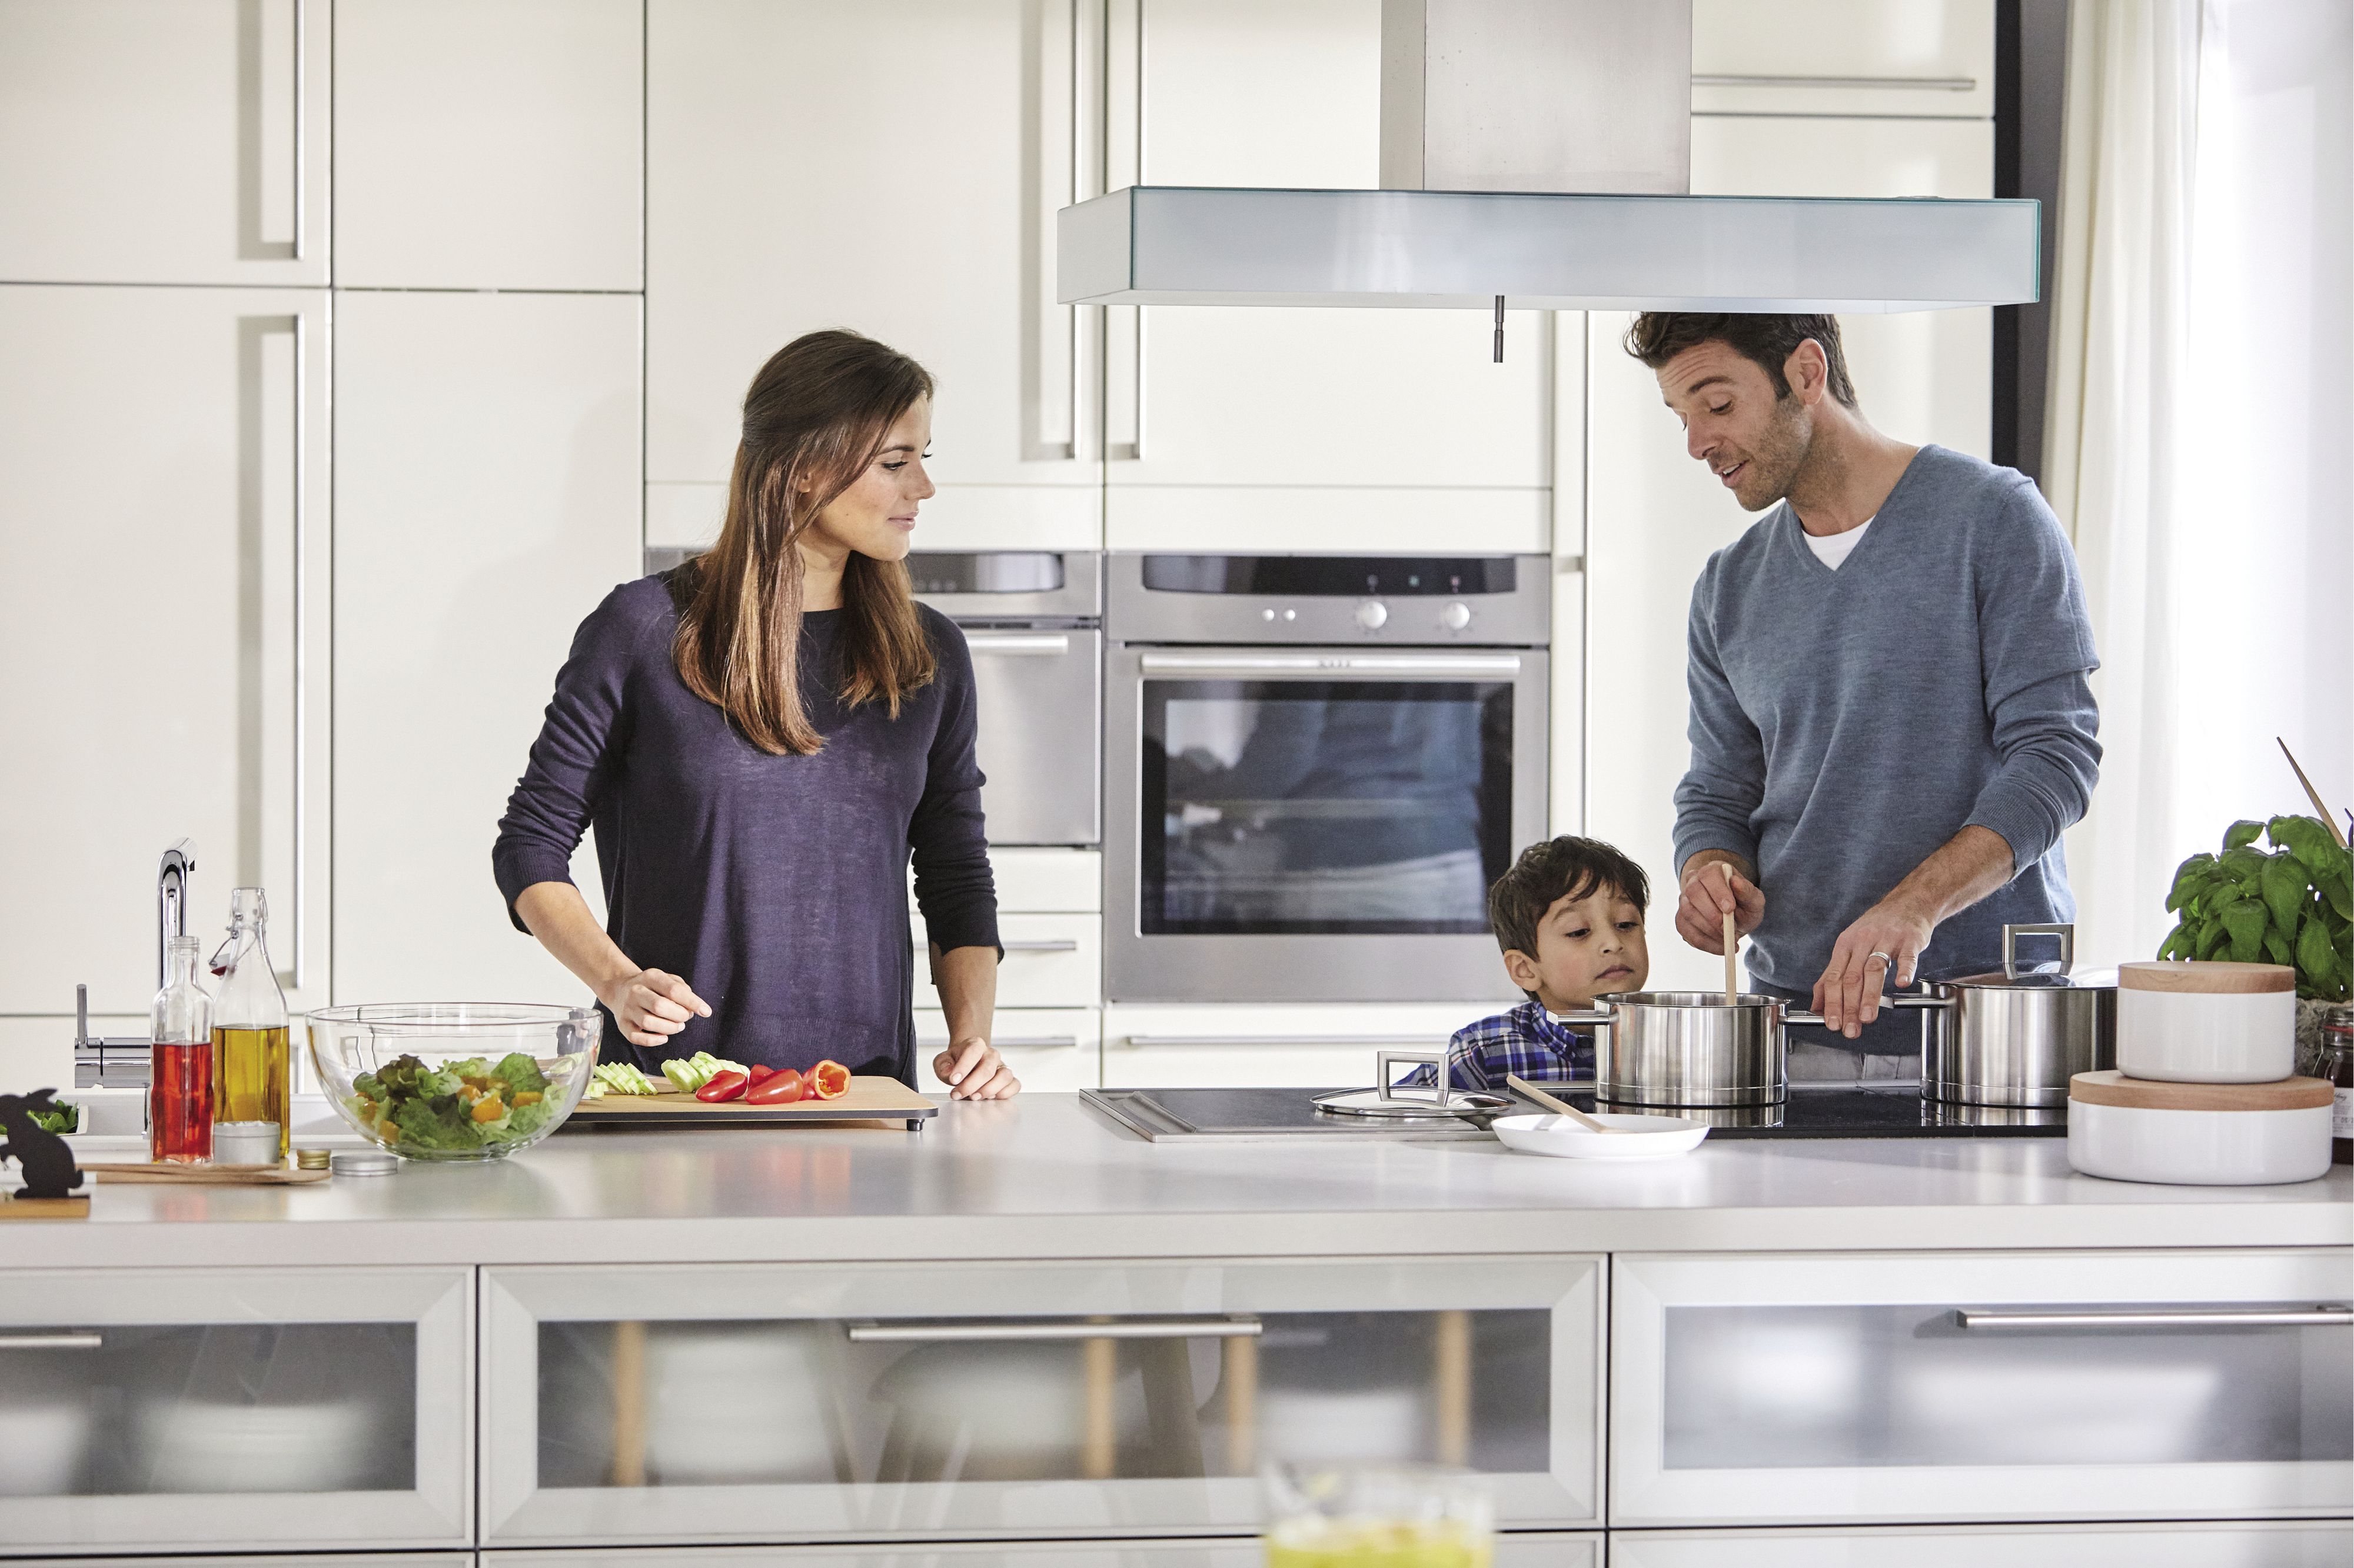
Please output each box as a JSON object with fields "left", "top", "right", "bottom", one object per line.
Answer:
{"left": 1418, "top": 835, "right": 1652, "bottom": 1091}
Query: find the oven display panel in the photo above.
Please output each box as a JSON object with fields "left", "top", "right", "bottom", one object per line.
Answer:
{"left": 1139, "top": 678, "right": 1515, "bottom": 936}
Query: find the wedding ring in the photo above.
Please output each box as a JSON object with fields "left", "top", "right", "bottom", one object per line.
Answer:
{"left": 1866, "top": 951, "right": 1894, "bottom": 967}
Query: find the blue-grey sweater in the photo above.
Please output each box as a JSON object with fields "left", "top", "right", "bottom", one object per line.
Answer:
{"left": 1672, "top": 445, "right": 2102, "bottom": 991}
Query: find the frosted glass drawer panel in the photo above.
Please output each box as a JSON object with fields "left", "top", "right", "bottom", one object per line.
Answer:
{"left": 0, "top": 1268, "right": 471, "bottom": 1553}
{"left": 1610, "top": 1520, "right": 2354, "bottom": 1568}
{"left": 482, "top": 1257, "right": 1601, "bottom": 1543}
{"left": 1613, "top": 1249, "right": 2353, "bottom": 1527}
{"left": 481, "top": 1532, "right": 1602, "bottom": 1565}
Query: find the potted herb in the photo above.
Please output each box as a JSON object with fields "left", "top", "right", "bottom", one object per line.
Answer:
{"left": 2159, "top": 814, "right": 2353, "bottom": 1057}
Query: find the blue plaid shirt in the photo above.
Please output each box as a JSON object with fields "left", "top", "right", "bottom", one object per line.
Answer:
{"left": 1400, "top": 1000, "right": 1596, "bottom": 1091}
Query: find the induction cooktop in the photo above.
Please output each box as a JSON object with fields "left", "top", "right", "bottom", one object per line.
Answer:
{"left": 1082, "top": 1083, "right": 2066, "bottom": 1144}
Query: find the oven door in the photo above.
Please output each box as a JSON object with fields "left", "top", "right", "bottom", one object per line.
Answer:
{"left": 1108, "top": 647, "right": 1546, "bottom": 1003}
{"left": 965, "top": 628, "right": 1102, "bottom": 846}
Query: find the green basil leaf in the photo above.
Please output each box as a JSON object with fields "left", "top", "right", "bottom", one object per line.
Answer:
{"left": 2298, "top": 916, "right": 2343, "bottom": 993}
{"left": 2224, "top": 819, "right": 2266, "bottom": 851}
{"left": 2259, "top": 854, "right": 2310, "bottom": 935}
{"left": 2219, "top": 846, "right": 2271, "bottom": 883}
{"left": 2165, "top": 853, "right": 2217, "bottom": 912}
{"left": 2220, "top": 900, "right": 2267, "bottom": 962}
{"left": 2197, "top": 920, "right": 2233, "bottom": 960}
{"left": 2267, "top": 814, "right": 2334, "bottom": 864}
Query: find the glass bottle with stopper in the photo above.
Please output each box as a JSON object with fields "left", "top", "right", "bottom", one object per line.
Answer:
{"left": 150, "top": 935, "right": 214, "bottom": 1163}
{"left": 210, "top": 887, "right": 292, "bottom": 1160}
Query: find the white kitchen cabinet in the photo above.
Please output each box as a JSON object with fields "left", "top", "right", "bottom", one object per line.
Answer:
{"left": 645, "top": 0, "right": 1099, "bottom": 550}
{"left": 1611, "top": 1249, "right": 2354, "bottom": 1528}
{"left": 6, "top": 1558, "right": 470, "bottom": 1568}
{"left": 1100, "top": 1004, "right": 1475, "bottom": 1089}
{"left": 331, "top": 291, "right": 641, "bottom": 1006}
{"left": 916, "top": 914, "right": 1102, "bottom": 1012}
{"left": 1610, "top": 1520, "right": 2354, "bottom": 1568}
{"left": 0, "top": 284, "right": 331, "bottom": 1018}
{"left": 1582, "top": 112, "right": 1994, "bottom": 993}
{"left": 1693, "top": 0, "right": 1996, "bottom": 119}
{"left": 0, "top": 0, "right": 330, "bottom": 285}
{"left": 481, "top": 1256, "right": 1602, "bottom": 1543}
{"left": 917, "top": 1007, "right": 1102, "bottom": 1093}
{"left": 483, "top": 1535, "right": 1602, "bottom": 1565}
{"left": 333, "top": 0, "right": 644, "bottom": 291}
{"left": 1105, "top": 0, "right": 1551, "bottom": 552}
{"left": 0, "top": 1267, "right": 472, "bottom": 1553}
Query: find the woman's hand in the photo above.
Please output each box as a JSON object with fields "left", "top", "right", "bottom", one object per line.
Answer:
{"left": 933, "top": 1037, "right": 1020, "bottom": 1100}
{"left": 597, "top": 968, "right": 712, "bottom": 1049}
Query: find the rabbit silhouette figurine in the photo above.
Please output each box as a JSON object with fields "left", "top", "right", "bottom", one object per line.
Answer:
{"left": 0, "top": 1089, "right": 85, "bottom": 1200}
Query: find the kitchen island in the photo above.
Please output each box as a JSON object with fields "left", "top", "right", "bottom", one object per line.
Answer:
{"left": 4, "top": 1096, "right": 2349, "bottom": 1566}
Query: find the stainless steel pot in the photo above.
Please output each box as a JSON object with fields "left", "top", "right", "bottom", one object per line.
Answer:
{"left": 1555, "top": 991, "right": 1827, "bottom": 1108}
{"left": 1905, "top": 923, "right": 2117, "bottom": 1107}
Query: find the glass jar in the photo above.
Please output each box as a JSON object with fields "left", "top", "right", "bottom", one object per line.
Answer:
{"left": 2306, "top": 1004, "right": 2353, "bottom": 1167}
{"left": 149, "top": 935, "right": 214, "bottom": 1163}
{"left": 210, "top": 887, "right": 292, "bottom": 1160}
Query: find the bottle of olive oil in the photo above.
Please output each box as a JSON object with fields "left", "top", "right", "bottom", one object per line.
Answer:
{"left": 210, "top": 887, "right": 291, "bottom": 1160}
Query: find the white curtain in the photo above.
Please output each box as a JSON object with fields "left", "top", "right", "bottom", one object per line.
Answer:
{"left": 2046, "top": 0, "right": 2353, "bottom": 968}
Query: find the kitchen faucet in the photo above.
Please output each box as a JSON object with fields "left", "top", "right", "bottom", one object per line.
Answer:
{"left": 157, "top": 838, "right": 194, "bottom": 987}
{"left": 72, "top": 839, "right": 198, "bottom": 1090}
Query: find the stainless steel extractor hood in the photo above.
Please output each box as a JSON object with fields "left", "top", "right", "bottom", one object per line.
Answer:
{"left": 1056, "top": 0, "right": 2038, "bottom": 315}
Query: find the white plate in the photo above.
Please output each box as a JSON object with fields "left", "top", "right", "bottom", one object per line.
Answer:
{"left": 1492, "top": 1111, "right": 1709, "bottom": 1160}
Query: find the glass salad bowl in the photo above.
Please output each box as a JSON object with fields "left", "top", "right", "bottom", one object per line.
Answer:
{"left": 306, "top": 1003, "right": 600, "bottom": 1161}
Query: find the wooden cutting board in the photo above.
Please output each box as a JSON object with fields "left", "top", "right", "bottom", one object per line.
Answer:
{"left": 81, "top": 1162, "right": 333, "bottom": 1186}
{"left": 563, "top": 1074, "right": 938, "bottom": 1129}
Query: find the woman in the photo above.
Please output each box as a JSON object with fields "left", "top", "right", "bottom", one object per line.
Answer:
{"left": 493, "top": 330, "right": 1017, "bottom": 1098}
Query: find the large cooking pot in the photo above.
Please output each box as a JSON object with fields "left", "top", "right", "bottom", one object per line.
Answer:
{"left": 1554, "top": 991, "right": 1829, "bottom": 1108}
{"left": 1905, "top": 923, "right": 2118, "bottom": 1107}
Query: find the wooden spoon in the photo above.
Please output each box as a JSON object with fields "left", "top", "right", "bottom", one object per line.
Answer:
{"left": 1507, "top": 1074, "right": 1628, "bottom": 1135}
{"left": 1720, "top": 863, "right": 1740, "bottom": 1005}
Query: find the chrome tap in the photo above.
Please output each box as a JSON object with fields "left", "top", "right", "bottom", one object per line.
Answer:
{"left": 157, "top": 838, "right": 194, "bottom": 988}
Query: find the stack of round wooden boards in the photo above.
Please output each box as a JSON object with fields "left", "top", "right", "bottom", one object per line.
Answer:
{"left": 2068, "top": 961, "right": 2331, "bottom": 1184}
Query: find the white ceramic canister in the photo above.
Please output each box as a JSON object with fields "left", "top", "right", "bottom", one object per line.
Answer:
{"left": 2067, "top": 1070, "right": 2334, "bottom": 1185}
{"left": 2115, "top": 961, "right": 2297, "bottom": 1082}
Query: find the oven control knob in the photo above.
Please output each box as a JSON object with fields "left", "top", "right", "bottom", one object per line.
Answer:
{"left": 1440, "top": 601, "right": 1472, "bottom": 631}
{"left": 1355, "top": 600, "right": 1389, "bottom": 630}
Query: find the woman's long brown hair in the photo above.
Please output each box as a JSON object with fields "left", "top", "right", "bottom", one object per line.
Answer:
{"left": 673, "top": 331, "right": 939, "bottom": 755}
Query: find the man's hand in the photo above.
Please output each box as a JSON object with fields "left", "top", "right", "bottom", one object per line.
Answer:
{"left": 1811, "top": 898, "right": 1934, "bottom": 1037}
{"left": 933, "top": 1037, "right": 1020, "bottom": 1100}
{"left": 1677, "top": 853, "right": 1765, "bottom": 955}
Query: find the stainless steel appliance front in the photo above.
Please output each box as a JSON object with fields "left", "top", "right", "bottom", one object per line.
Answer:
{"left": 912, "top": 551, "right": 1100, "bottom": 847}
{"left": 1106, "top": 552, "right": 1549, "bottom": 1003}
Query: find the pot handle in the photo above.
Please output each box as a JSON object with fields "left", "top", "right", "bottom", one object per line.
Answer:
{"left": 2003, "top": 922, "right": 2074, "bottom": 977}
{"left": 1550, "top": 1008, "right": 1614, "bottom": 1028}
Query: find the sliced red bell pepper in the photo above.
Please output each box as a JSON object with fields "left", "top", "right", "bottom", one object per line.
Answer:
{"left": 806, "top": 1059, "right": 850, "bottom": 1100}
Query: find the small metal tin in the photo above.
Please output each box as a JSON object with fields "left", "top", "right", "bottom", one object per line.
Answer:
{"left": 293, "top": 1147, "right": 333, "bottom": 1170}
{"left": 210, "top": 1121, "right": 281, "bottom": 1166}
{"left": 329, "top": 1150, "right": 397, "bottom": 1177}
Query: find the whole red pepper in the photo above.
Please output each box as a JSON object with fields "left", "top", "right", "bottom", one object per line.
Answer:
{"left": 745, "top": 1068, "right": 804, "bottom": 1106}
{"left": 694, "top": 1068, "right": 750, "bottom": 1103}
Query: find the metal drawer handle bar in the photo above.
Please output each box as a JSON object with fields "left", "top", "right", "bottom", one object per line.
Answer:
{"left": 1694, "top": 72, "right": 1977, "bottom": 92}
{"left": 1957, "top": 1306, "right": 2353, "bottom": 1331}
{"left": 1123, "top": 1033, "right": 1449, "bottom": 1048}
{"left": 920, "top": 1035, "right": 1083, "bottom": 1050}
{"left": 847, "top": 1316, "right": 1263, "bottom": 1343}
{"left": 1003, "top": 938, "right": 1082, "bottom": 953}
{"left": 1139, "top": 654, "right": 1525, "bottom": 676}
{"left": 0, "top": 1332, "right": 104, "bottom": 1350}
{"left": 965, "top": 634, "right": 1073, "bottom": 655}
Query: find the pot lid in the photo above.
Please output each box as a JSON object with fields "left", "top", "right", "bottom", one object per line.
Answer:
{"left": 1936, "top": 966, "right": 2120, "bottom": 994}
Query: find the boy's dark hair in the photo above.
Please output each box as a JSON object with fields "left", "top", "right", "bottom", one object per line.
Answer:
{"left": 1488, "top": 836, "right": 1650, "bottom": 968}
{"left": 1623, "top": 312, "right": 1860, "bottom": 410}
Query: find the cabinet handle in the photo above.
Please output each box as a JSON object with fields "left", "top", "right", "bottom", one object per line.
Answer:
{"left": 1122, "top": 1033, "right": 1449, "bottom": 1048}
{"left": 1956, "top": 1306, "right": 2353, "bottom": 1331}
{"left": 0, "top": 1332, "right": 104, "bottom": 1350}
{"left": 965, "top": 633, "right": 1073, "bottom": 656}
{"left": 1002, "top": 938, "right": 1081, "bottom": 954}
{"left": 1693, "top": 72, "right": 1977, "bottom": 92}
{"left": 291, "top": 305, "right": 310, "bottom": 992}
{"left": 846, "top": 1316, "right": 1262, "bottom": 1343}
{"left": 1138, "top": 653, "right": 1525, "bottom": 677}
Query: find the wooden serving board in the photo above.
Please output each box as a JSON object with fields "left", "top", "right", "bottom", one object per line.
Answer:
{"left": 81, "top": 1162, "right": 333, "bottom": 1186}
{"left": 563, "top": 1074, "right": 937, "bottom": 1129}
{"left": 0, "top": 1195, "right": 90, "bottom": 1220}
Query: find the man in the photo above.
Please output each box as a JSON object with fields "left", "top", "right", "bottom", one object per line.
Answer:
{"left": 1626, "top": 312, "right": 2100, "bottom": 1068}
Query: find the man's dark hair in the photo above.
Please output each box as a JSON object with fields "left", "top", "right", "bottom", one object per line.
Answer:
{"left": 1624, "top": 312, "right": 1860, "bottom": 410}
{"left": 1488, "top": 835, "right": 1650, "bottom": 970}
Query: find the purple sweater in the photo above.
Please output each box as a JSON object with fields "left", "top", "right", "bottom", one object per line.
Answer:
{"left": 493, "top": 572, "right": 998, "bottom": 1083}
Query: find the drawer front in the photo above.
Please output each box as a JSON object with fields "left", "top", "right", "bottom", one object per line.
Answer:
{"left": 917, "top": 913, "right": 1102, "bottom": 1009}
{"left": 482, "top": 1257, "right": 1602, "bottom": 1543}
{"left": 916, "top": 1008, "right": 1100, "bottom": 1093}
{"left": 0, "top": 1268, "right": 473, "bottom": 1553}
{"left": 1610, "top": 1520, "right": 2354, "bottom": 1567}
{"left": 1100, "top": 1006, "right": 1465, "bottom": 1090}
{"left": 1691, "top": 0, "right": 1996, "bottom": 118}
{"left": 485, "top": 1536, "right": 1601, "bottom": 1566}
{"left": 1612, "top": 1249, "right": 2354, "bottom": 1527}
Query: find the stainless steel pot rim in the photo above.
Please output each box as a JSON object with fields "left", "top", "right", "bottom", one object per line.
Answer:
{"left": 1593, "top": 990, "right": 1805, "bottom": 1008}
{"left": 1600, "top": 1084, "right": 1788, "bottom": 1107}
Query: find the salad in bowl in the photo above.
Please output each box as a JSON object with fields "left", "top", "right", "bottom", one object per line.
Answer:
{"left": 307, "top": 1003, "right": 599, "bottom": 1160}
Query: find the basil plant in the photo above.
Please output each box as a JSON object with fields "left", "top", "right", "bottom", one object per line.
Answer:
{"left": 2159, "top": 814, "right": 2352, "bottom": 1001}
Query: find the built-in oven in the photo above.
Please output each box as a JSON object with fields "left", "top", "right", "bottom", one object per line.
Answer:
{"left": 909, "top": 551, "right": 1100, "bottom": 847}
{"left": 1106, "top": 553, "right": 1549, "bottom": 1003}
